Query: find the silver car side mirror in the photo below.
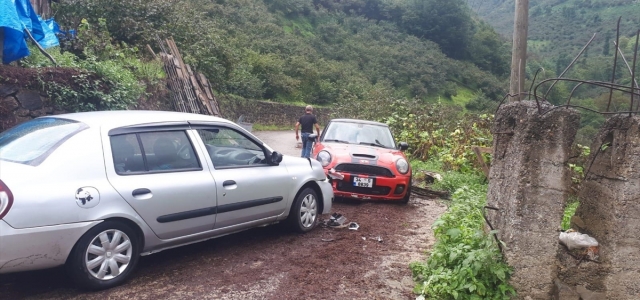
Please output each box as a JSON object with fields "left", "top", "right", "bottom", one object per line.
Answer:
{"left": 270, "top": 151, "right": 283, "bottom": 165}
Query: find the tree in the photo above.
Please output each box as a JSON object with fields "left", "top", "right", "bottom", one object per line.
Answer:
{"left": 401, "top": 0, "right": 474, "bottom": 59}
{"left": 469, "top": 22, "right": 510, "bottom": 76}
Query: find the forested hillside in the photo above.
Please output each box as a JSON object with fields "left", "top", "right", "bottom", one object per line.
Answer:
{"left": 467, "top": 0, "right": 640, "bottom": 144}
{"left": 48, "top": 0, "right": 509, "bottom": 108}
{"left": 467, "top": 0, "right": 640, "bottom": 60}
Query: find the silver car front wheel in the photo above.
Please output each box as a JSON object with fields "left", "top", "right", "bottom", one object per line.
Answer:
{"left": 300, "top": 193, "right": 317, "bottom": 228}
{"left": 67, "top": 221, "right": 140, "bottom": 290}
{"left": 288, "top": 187, "right": 319, "bottom": 233}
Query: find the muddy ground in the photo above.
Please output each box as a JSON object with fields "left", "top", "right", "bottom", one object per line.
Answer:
{"left": 0, "top": 131, "right": 447, "bottom": 299}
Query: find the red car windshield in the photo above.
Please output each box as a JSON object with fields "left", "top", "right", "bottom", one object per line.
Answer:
{"left": 322, "top": 122, "right": 396, "bottom": 149}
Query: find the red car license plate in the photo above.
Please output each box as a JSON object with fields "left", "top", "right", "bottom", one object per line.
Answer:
{"left": 353, "top": 177, "right": 373, "bottom": 188}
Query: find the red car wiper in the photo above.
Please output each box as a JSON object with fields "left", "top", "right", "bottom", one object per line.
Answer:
{"left": 358, "top": 141, "right": 387, "bottom": 148}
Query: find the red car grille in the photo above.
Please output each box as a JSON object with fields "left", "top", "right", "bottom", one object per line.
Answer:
{"left": 334, "top": 164, "right": 394, "bottom": 177}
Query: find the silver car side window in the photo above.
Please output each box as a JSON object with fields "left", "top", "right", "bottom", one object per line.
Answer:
{"left": 110, "top": 131, "right": 201, "bottom": 174}
{"left": 110, "top": 134, "right": 145, "bottom": 174}
{"left": 196, "top": 128, "right": 267, "bottom": 169}
{"left": 139, "top": 131, "right": 201, "bottom": 171}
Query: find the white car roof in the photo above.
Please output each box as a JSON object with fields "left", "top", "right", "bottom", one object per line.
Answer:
{"left": 50, "top": 110, "right": 234, "bottom": 130}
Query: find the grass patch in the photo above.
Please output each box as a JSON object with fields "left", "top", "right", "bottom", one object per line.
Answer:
{"left": 561, "top": 197, "right": 580, "bottom": 231}
{"left": 252, "top": 124, "right": 294, "bottom": 131}
{"left": 450, "top": 86, "right": 475, "bottom": 108}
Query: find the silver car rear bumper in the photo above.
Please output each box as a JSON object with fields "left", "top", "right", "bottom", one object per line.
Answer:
{"left": 0, "top": 220, "right": 101, "bottom": 274}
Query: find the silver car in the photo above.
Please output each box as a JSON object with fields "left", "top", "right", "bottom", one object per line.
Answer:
{"left": 0, "top": 111, "right": 333, "bottom": 290}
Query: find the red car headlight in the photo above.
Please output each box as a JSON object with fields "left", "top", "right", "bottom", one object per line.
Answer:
{"left": 396, "top": 158, "right": 409, "bottom": 174}
{"left": 317, "top": 150, "right": 332, "bottom": 167}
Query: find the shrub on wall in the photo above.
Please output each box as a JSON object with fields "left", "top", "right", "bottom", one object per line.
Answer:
{"left": 20, "top": 18, "right": 166, "bottom": 112}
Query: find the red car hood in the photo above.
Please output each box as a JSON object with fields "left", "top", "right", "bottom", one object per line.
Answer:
{"left": 315, "top": 142, "right": 407, "bottom": 168}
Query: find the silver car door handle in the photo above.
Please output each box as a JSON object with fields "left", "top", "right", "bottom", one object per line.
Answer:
{"left": 132, "top": 188, "right": 151, "bottom": 196}
{"left": 222, "top": 180, "right": 236, "bottom": 187}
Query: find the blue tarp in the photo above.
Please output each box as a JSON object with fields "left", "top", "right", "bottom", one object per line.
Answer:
{"left": 1, "top": 0, "right": 60, "bottom": 64}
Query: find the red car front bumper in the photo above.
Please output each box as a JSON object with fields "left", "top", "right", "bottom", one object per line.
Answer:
{"left": 326, "top": 170, "right": 410, "bottom": 201}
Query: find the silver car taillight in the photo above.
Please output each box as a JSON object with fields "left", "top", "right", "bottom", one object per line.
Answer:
{"left": 0, "top": 180, "right": 14, "bottom": 219}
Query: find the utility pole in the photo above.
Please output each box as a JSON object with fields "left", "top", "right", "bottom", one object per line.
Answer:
{"left": 509, "top": 0, "right": 529, "bottom": 101}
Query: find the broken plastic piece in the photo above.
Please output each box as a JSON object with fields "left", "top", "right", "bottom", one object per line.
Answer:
{"left": 328, "top": 213, "right": 347, "bottom": 227}
{"left": 348, "top": 222, "right": 359, "bottom": 230}
{"left": 328, "top": 168, "right": 345, "bottom": 180}
{"left": 559, "top": 229, "right": 599, "bottom": 250}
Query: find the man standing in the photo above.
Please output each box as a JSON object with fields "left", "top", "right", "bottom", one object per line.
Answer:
{"left": 295, "top": 105, "right": 321, "bottom": 158}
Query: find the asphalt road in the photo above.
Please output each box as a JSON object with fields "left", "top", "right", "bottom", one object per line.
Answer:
{"left": 254, "top": 130, "right": 302, "bottom": 157}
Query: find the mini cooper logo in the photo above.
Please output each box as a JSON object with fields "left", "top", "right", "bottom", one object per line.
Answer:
{"left": 360, "top": 159, "right": 370, "bottom": 164}
{"left": 75, "top": 187, "right": 100, "bottom": 208}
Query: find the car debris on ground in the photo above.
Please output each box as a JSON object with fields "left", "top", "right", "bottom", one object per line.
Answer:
{"left": 348, "top": 222, "right": 359, "bottom": 230}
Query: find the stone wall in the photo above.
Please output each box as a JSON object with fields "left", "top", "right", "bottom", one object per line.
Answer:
{"left": 219, "top": 96, "right": 336, "bottom": 127}
{"left": 0, "top": 84, "right": 67, "bottom": 131}
{"left": 487, "top": 101, "right": 581, "bottom": 299}
{"left": 0, "top": 85, "right": 337, "bottom": 132}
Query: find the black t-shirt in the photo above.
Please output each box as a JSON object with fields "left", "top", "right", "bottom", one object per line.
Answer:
{"left": 298, "top": 114, "right": 317, "bottom": 133}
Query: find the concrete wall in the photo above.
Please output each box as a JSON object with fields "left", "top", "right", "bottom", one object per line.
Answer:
{"left": 557, "top": 115, "right": 640, "bottom": 299}
{"left": 490, "top": 102, "right": 640, "bottom": 299}
{"left": 487, "top": 101, "right": 581, "bottom": 299}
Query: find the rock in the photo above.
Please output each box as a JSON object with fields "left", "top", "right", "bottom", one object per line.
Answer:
{"left": 570, "top": 215, "right": 585, "bottom": 229}
{"left": 0, "top": 85, "right": 19, "bottom": 98}
{"left": 575, "top": 286, "right": 606, "bottom": 300}
{"left": 30, "top": 108, "right": 49, "bottom": 118}
{"left": 15, "top": 90, "right": 43, "bottom": 110}
{"left": 553, "top": 278, "right": 580, "bottom": 300}
{"left": 0, "top": 115, "right": 31, "bottom": 131}
{"left": 15, "top": 108, "right": 30, "bottom": 117}
{"left": 0, "top": 96, "right": 20, "bottom": 114}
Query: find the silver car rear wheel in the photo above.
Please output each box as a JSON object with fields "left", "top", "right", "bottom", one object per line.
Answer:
{"left": 85, "top": 229, "right": 133, "bottom": 280}
{"left": 288, "top": 187, "right": 319, "bottom": 233}
{"left": 67, "top": 221, "right": 140, "bottom": 290}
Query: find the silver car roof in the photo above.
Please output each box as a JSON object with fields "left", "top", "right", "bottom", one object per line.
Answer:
{"left": 50, "top": 110, "right": 234, "bottom": 130}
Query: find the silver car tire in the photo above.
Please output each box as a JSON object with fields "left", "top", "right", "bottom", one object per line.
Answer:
{"left": 67, "top": 221, "right": 140, "bottom": 290}
{"left": 288, "top": 187, "right": 319, "bottom": 233}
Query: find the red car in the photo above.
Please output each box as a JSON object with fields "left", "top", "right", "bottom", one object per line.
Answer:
{"left": 311, "top": 119, "right": 412, "bottom": 203}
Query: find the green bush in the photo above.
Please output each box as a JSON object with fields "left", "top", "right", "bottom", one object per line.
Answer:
{"left": 21, "top": 45, "right": 80, "bottom": 68}
{"left": 410, "top": 163, "right": 515, "bottom": 299}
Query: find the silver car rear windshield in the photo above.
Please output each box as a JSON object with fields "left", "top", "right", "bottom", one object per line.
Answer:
{"left": 0, "top": 117, "right": 88, "bottom": 166}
